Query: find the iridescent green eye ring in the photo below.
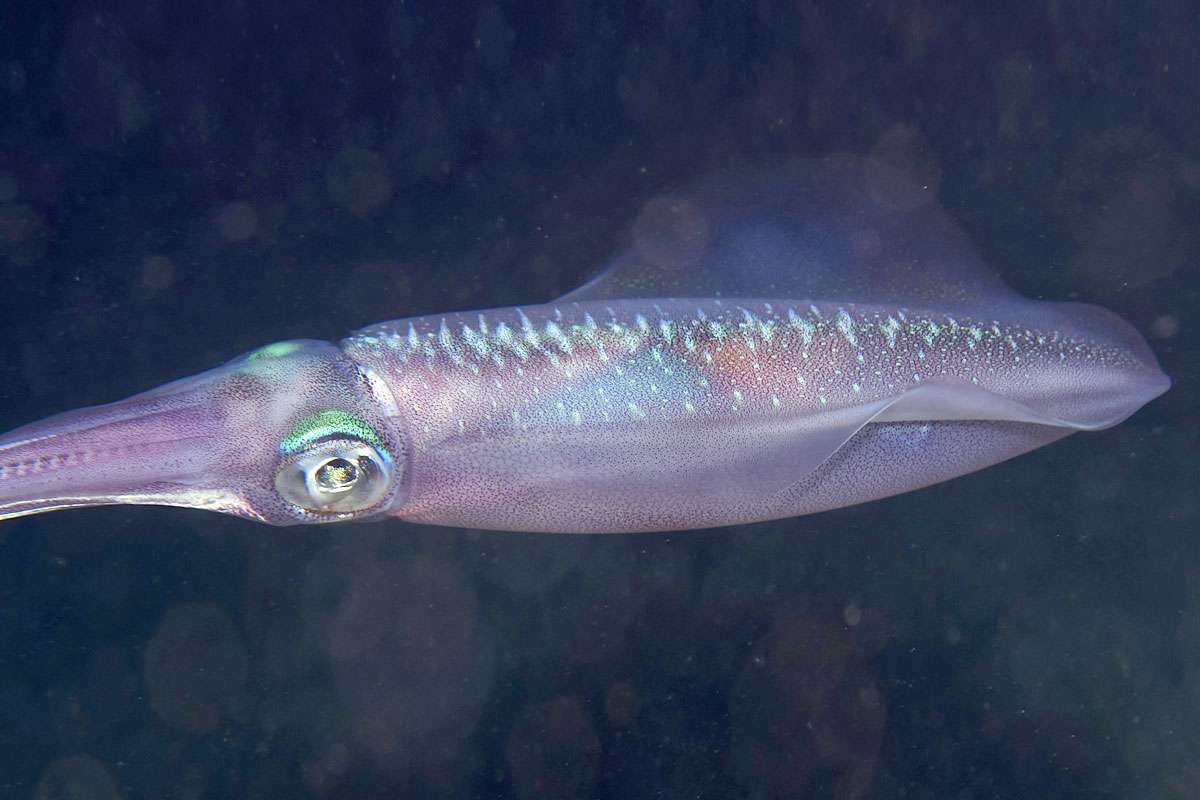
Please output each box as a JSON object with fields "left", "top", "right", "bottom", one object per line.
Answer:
{"left": 274, "top": 410, "right": 393, "bottom": 515}
{"left": 280, "top": 410, "right": 388, "bottom": 457}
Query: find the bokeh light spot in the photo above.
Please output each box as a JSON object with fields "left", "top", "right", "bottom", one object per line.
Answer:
{"left": 143, "top": 602, "right": 248, "bottom": 735}
{"left": 35, "top": 755, "right": 122, "bottom": 800}
{"left": 217, "top": 201, "right": 258, "bottom": 242}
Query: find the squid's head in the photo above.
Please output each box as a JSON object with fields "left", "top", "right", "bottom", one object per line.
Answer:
{"left": 0, "top": 340, "right": 406, "bottom": 525}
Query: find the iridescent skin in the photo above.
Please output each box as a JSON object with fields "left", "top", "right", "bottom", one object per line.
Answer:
{"left": 342, "top": 298, "right": 1163, "bottom": 531}
{"left": 0, "top": 156, "right": 1170, "bottom": 530}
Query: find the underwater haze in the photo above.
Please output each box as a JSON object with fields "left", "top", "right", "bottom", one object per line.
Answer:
{"left": 0, "top": 1, "right": 1196, "bottom": 798}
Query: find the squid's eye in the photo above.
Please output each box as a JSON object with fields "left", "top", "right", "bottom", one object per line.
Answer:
{"left": 274, "top": 440, "right": 392, "bottom": 514}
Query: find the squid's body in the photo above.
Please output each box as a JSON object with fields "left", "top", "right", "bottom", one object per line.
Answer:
{"left": 0, "top": 156, "right": 1170, "bottom": 531}
{"left": 346, "top": 297, "right": 1159, "bottom": 531}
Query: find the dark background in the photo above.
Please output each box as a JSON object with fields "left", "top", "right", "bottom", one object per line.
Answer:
{"left": 1, "top": 1, "right": 1197, "bottom": 797}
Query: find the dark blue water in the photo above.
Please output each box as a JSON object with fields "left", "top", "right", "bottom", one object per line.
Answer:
{"left": 1, "top": 2, "right": 1195, "bottom": 797}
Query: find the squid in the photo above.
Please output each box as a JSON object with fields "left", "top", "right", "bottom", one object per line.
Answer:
{"left": 0, "top": 156, "right": 1169, "bottom": 531}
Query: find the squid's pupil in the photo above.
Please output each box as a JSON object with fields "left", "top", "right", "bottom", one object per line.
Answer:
{"left": 315, "top": 457, "right": 358, "bottom": 491}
